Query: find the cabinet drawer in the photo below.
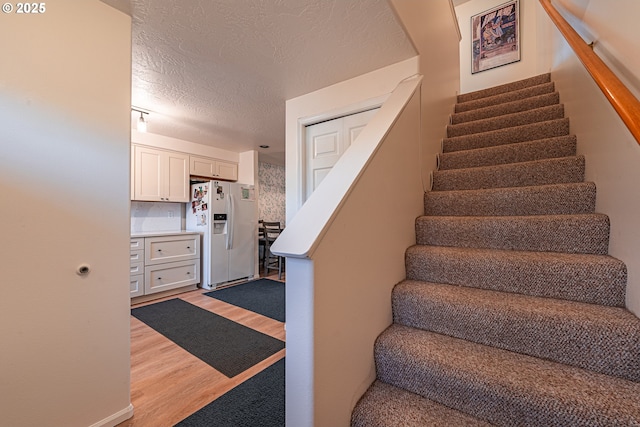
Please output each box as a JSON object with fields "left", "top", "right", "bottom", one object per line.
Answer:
{"left": 130, "top": 261, "right": 144, "bottom": 276}
{"left": 130, "top": 249, "right": 144, "bottom": 264}
{"left": 144, "top": 260, "right": 199, "bottom": 294}
{"left": 130, "top": 274, "right": 144, "bottom": 297}
{"left": 130, "top": 238, "right": 144, "bottom": 251}
{"left": 145, "top": 235, "right": 200, "bottom": 265}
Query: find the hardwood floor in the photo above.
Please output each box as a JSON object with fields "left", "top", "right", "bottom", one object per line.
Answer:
{"left": 118, "top": 273, "right": 285, "bottom": 427}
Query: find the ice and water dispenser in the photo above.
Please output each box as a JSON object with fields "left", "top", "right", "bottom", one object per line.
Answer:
{"left": 213, "top": 213, "right": 227, "bottom": 234}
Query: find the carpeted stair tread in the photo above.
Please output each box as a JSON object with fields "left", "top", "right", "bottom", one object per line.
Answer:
{"left": 457, "top": 73, "right": 551, "bottom": 103}
{"left": 405, "top": 245, "right": 626, "bottom": 306}
{"left": 432, "top": 156, "right": 585, "bottom": 191}
{"left": 446, "top": 104, "right": 565, "bottom": 138}
{"left": 438, "top": 135, "right": 577, "bottom": 170}
{"left": 454, "top": 82, "right": 555, "bottom": 113}
{"left": 415, "top": 214, "right": 610, "bottom": 254}
{"left": 375, "top": 324, "right": 640, "bottom": 426}
{"left": 450, "top": 92, "right": 560, "bottom": 125}
{"left": 351, "top": 380, "right": 494, "bottom": 427}
{"left": 424, "top": 182, "right": 597, "bottom": 216}
{"left": 393, "top": 280, "right": 640, "bottom": 381}
{"left": 442, "top": 118, "right": 570, "bottom": 153}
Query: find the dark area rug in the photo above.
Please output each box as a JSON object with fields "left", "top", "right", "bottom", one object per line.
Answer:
{"left": 205, "top": 278, "right": 285, "bottom": 322}
{"left": 175, "top": 358, "right": 285, "bottom": 427}
{"left": 131, "top": 298, "right": 284, "bottom": 378}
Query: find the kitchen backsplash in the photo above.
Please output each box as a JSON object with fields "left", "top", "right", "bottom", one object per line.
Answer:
{"left": 259, "top": 162, "right": 285, "bottom": 226}
{"left": 131, "top": 201, "right": 184, "bottom": 233}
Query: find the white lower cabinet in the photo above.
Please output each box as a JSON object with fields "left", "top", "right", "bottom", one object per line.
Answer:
{"left": 145, "top": 260, "right": 199, "bottom": 294}
{"left": 130, "top": 274, "right": 144, "bottom": 297}
{"left": 130, "top": 233, "right": 201, "bottom": 299}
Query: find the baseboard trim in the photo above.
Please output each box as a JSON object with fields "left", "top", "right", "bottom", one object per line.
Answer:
{"left": 88, "top": 403, "right": 134, "bottom": 427}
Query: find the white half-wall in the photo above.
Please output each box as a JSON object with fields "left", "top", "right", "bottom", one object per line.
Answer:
{"left": 535, "top": 1, "right": 640, "bottom": 316}
{"left": 0, "top": 1, "right": 133, "bottom": 426}
{"left": 285, "top": 56, "right": 420, "bottom": 222}
{"left": 280, "top": 3, "right": 460, "bottom": 425}
{"left": 278, "top": 80, "right": 425, "bottom": 427}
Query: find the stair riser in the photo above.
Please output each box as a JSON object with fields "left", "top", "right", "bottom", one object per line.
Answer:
{"left": 446, "top": 105, "right": 565, "bottom": 138}
{"left": 438, "top": 135, "right": 577, "bottom": 170}
{"left": 405, "top": 246, "right": 626, "bottom": 306}
{"left": 457, "top": 73, "right": 551, "bottom": 103}
{"left": 432, "top": 156, "right": 585, "bottom": 191}
{"left": 451, "top": 92, "right": 560, "bottom": 125}
{"left": 376, "top": 326, "right": 640, "bottom": 427}
{"left": 392, "top": 281, "right": 640, "bottom": 382}
{"left": 455, "top": 82, "right": 555, "bottom": 113}
{"left": 443, "top": 118, "right": 570, "bottom": 153}
{"left": 424, "top": 183, "right": 596, "bottom": 217}
{"left": 415, "top": 215, "right": 610, "bottom": 255}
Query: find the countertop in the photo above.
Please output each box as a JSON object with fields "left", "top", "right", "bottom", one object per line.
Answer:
{"left": 131, "top": 230, "right": 201, "bottom": 238}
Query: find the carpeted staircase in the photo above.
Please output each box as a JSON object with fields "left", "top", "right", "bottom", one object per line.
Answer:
{"left": 351, "top": 73, "right": 640, "bottom": 426}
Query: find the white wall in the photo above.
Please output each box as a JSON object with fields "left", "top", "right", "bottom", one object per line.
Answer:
{"left": 285, "top": 56, "right": 420, "bottom": 222}
{"left": 238, "top": 150, "right": 259, "bottom": 186}
{"left": 456, "top": 0, "right": 549, "bottom": 94}
{"left": 535, "top": 0, "right": 640, "bottom": 316}
{"left": 238, "top": 150, "right": 260, "bottom": 279}
{"left": 0, "top": 2, "right": 133, "bottom": 426}
{"left": 390, "top": 0, "right": 462, "bottom": 189}
{"left": 554, "top": 0, "right": 640, "bottom": 100}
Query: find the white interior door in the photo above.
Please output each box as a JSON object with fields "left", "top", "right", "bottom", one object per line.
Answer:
{"left": 305, "top": 108, "right": 378, "bottom": 199}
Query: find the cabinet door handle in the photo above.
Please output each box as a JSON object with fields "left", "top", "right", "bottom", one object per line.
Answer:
{"left": 157, "top": 249, "right": 162, "bottom": 252}
{"left": 157, "top": 277, "right": 162, "bottom": 280}
{"left": 187, "top": 246, "right": 191, "bottom": 249}
{"left": 186, "top": 272, "right": 191, "bottom": 275}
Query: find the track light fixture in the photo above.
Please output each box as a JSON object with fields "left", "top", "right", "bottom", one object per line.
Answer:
{"left": 132, "top": 107, "right": 149, "bottom": 133}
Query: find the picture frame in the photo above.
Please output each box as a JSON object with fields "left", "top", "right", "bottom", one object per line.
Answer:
{"left": 471, "top": 1, "right": 520, "bottom": 74}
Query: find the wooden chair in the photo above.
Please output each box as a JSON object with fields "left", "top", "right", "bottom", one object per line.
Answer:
{"left": 262, "top": 221, "right": 283, "bottom": 279}
{"left": 258, "top": 220, "right": 266, "bottom": 269}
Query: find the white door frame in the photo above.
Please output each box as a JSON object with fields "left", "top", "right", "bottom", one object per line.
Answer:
{"left": 296, "top": 94, "right": 390, "bottom": 207}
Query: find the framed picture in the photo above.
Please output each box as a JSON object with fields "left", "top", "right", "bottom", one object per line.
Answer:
{"left": 471, "top": 1, "right": 520, "bottom": 74}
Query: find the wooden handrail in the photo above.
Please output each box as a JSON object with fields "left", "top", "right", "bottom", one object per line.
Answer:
{"left": 539, "top": 0, "right": 640, "bottom": 145}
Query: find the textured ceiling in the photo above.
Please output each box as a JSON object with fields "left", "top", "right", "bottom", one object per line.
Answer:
{"left": 101, "top": 0, "right": 416, "bottom": 165}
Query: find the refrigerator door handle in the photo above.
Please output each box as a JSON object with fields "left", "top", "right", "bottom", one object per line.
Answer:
{"left": 226, "top": 193, "right": 234, "bottom": 250}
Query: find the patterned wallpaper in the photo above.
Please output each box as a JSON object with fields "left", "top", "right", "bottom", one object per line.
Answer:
{"left": 259, "top": 162, "right": 286, "bottom": 226}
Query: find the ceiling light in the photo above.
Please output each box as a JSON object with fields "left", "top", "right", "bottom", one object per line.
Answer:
{"left": 137, "top": 112, "right": 147, "bottom": 132}
{"left": 132, "top": 107, "right": 149, "bottom": 133}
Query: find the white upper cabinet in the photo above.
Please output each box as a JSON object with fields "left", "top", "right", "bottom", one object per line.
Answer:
{"left": 132, "top": 145, "right": 190, "bottom": 202}
{"left": 190, "top": 155, "right": 238, "bottom": 181}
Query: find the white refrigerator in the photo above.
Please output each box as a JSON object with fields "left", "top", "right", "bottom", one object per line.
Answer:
{"left": 186, "top": 181, "right": 256, "bottom": 289}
